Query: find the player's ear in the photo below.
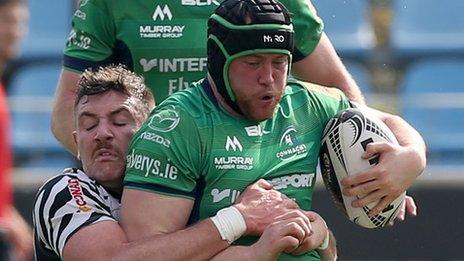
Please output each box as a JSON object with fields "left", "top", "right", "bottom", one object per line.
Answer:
{"left": 72, "top": 131, "right": 80, "bottom": 156}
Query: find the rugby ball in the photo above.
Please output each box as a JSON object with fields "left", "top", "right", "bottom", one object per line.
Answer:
{"left": 319, "top": 107, "right": 405, "bottom": 228}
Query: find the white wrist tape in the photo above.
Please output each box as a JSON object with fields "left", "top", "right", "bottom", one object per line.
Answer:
{"left": 210, "top": 206, "right": 247, "bottom": 244}
{"left": 317, "top": 230, "right": 330, "bottom": 250}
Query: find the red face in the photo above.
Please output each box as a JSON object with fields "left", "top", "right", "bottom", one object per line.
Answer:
{"left": 0, "top": 2, "right": 28, "bottom": 62}
{"left": 73, "top": 91, "right": 138, "bottom": 192}
{"left": 228, "top": 53, "right": 289, "bottom": 122}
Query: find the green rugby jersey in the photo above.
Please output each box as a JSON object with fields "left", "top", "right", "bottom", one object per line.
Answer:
{"left": 124, "top": 79, "right": 350, "bottom": 260}
{"left": 64, "top": 0, "right": 323, "bottom": 102}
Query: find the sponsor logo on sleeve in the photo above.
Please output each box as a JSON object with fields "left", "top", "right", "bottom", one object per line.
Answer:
{"left": 148, "top": 106, "right": 180, "bottom": 133}
{"left": 126, "top": 149, "right": 178, "bottom": 180}
{"left": 74, "top": 9, "right": 86, "bottom": 20}
{"left": 140, "top": 131, "right": 171, "bottom": 148}
{"left": 67, "top": 29, "right": 91, "bottom": 49}
{"left": 67, "top": 179, "right": 92, "bottom": 212}
{"left": 79, "top": 0, "right": 89, "bottom": 7}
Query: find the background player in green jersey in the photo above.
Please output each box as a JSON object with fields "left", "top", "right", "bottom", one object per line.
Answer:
{"left": 121, "top": 0, "right": 426, "bottom": 260}
{"left": 34, "top": 64, "right": 318, "bottom": 260}
{"left": 51, "top": 0, "right": 365, "bottom": 155}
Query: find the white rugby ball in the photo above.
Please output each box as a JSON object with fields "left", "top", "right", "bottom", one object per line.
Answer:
{"left": 319, "top": 107, "right": 405, "bottom": 228}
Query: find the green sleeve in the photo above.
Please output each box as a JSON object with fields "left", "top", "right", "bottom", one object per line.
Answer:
{"left": 292, "top": 80, "right": 351, "bottom": 125}
{"left": 124, "top": 104, "right": 203, "bottom": 200}
{"left": 311, "top": 87, "right": 351, "bottom": 126}
{"left": 281, "top": 0, "right": 324, "bottom": 60}
{"left": 64, "top": 0, "right": 116, "bottom": 69}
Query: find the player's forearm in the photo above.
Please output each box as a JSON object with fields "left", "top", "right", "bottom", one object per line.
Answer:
{"left": 63, "top": 218, "right": 230, "bottom": 261}
{"left": 210, "top": 245, "right": 256, "bottom": 261}
{"left": 376, "top": 110, "right": 427, "bottom": 169}
{"left": 51, "top": 69, "right": 81, "bottom": 155}
{"left": 291, "top": 33, "right": 365, "bottom": 104}
{"left": 383, "top": 113, "right": 425, "bottom": 149}
{"left": 51, "top": 99, "right": 76, "bottom": 154}
{"left": 113, "top": 219, "right": 229, "bottom": 261}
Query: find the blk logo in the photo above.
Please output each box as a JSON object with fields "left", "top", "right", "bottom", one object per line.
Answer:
{"left": 245, "top": 125, "right": 270, "bottom": 137}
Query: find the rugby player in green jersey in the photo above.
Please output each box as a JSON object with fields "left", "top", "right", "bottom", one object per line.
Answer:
{"left": 121, "top": 0, "right": 426, "bottom": 260}
{"left": 51, "top": 0, "right": 365, "bottom": 155}
{"left": 34, "top": 64, "right": 315, "bottom": 260}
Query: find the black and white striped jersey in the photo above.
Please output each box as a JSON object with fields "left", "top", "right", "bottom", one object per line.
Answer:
{"left": 33, "top": 168, "right": 121, "bottom": 260}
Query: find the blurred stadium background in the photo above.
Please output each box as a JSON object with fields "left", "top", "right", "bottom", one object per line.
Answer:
{"left": 4, "top": 0, "right": 463, "bottom": 260}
